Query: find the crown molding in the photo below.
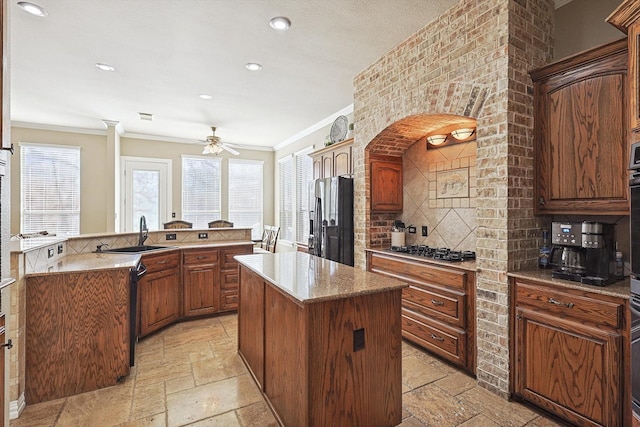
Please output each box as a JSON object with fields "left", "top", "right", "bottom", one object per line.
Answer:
{"left": 11, "top": 121, "right": 107, "bottom": 136}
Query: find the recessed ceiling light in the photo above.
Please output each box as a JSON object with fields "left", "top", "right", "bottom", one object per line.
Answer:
{"left": 199, "top": 94, "right": 212, "bottom": 100}
{"left": 269, "top": 16, "right": 291, "bottom": 31}
{"left": 17, "top": 1, "right": 47, "bottom": 17}
{"left": 95, "top": 63, "right": 115, "bottom": 72}
{"left": 245, "top": 62, "right": 262, "bottom": 71}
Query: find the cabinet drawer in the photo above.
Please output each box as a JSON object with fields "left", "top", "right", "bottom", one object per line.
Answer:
{"left": 515, "top": 280, "right": 624, "bottom": 329}
{"left": 369, "top": 252, "right": 467, "bottom": 289}
{"left": 221, "top": 246, "right": 253, "bottom": 269}
{"left": 220, "top": 292, "right": 238, "bottom": 310}
{"left": 142, "top": 251, "right": 180, "bottom": 271}
{"left": 183, "top": 249, "right": 219, "bottom": 265}
{"left": 221, "top": 270, "right": 239, "bottom": 290}
{"left": 402, "top": 310, "right": 466, "bottom": 367}
{"left": 402, "top": 284, "right": 465, "bottom": 327}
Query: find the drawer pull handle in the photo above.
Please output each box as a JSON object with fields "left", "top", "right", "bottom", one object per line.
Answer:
{"left": 196, "top": 256, "right": 207, "bottom": 259}
{"left": 431, "top": 299, "right": 444, "bottom": 306}
{"left": 156, "top": 260, "right": 167, "bottom": 265}
{"left": 430, "top": 334, "right": 444, "bottom": 342}
{"left": 548, "top": 297, "right": 574, "bottom": 308}
{"left": 1, "top": 339, "right": 12, "bottom": 350}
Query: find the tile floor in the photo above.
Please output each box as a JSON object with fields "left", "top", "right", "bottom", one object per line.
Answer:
{"left": 11, "top": 313, "right": 565, "bottom": 427}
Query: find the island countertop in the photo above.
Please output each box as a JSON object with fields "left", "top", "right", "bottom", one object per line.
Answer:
{"left": 235, "top": 252, "right": 407, "bottom": 304}
{"left": 26, "top": 252, "right": 141, "bottom": 277}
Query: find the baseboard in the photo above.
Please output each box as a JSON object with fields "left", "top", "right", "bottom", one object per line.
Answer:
{"left": 10, "top": 392, "right": 25, "bottom": 419}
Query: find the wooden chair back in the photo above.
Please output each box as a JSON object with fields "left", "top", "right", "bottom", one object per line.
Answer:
{"left": 163, "top": 220, "right": 193, "bottom": 229}
{"left": 208, "top": 220, "right": 234, "bottom": 228}
{"left": 253, "top": 225, "right": 280, "bottom": 253}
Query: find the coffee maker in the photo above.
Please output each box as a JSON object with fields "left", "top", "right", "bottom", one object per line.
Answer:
{"left": 550, "top": 221, "right": 618, "bottom": 286}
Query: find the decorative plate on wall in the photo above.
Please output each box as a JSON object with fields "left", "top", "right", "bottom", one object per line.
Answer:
{"left": 330, "top": 115, "right": 348, "bottom": 143}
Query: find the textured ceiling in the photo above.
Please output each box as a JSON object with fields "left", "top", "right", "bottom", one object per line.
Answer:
{"left": 10, "top": 0, "right": 461, "bottom": 150}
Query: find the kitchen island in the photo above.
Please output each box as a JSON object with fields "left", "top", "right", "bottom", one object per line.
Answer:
{"left": 235, "top": 252, "right": 407, "bottom": 427}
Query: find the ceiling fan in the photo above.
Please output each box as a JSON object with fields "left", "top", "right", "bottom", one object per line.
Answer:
{"left": 200, "top": 126, "right": 240, "bottom": 155}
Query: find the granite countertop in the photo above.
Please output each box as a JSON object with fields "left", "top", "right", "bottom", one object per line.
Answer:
{"left": 27, "top": 252, "right": 141, "bottom": 277}
{"left": 365, "top": 248, "right": 477, "bottom": 272}
{"left": 508, "top": 269, "right": 630, "bottom": 299}
{"left": 10, "top": 236, "right": 68, "bottom": 254}
{"left": 235, "top": 252, "right": 408, "bottom": 304}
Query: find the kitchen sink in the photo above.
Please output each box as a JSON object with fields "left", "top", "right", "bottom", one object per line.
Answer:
{"left": 102, "top": 245, "right": 171, "bottom": 253}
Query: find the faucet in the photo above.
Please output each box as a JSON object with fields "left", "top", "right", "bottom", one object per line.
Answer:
{"left": 138, "top": 215, "right": 148, "bottom": 246}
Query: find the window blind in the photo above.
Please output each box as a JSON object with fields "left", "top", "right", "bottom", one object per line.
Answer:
{"left": 295, "top": 149, "right": 313, "bottom": 243}
{"left": 279, "top": 156, "right": 294, "bottom": 241}
{"left": 20, "top": 143, "right": 81, "bottom": 235}
{"left": 182, "top": 156, "right": 221, "bottom": 228}
{"left": 228, "top": 159, "right": 263, "bottom": 239}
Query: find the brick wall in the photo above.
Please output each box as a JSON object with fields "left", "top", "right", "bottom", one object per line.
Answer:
{"left": 352, "top": 0, "right": 553, "bottom": 397}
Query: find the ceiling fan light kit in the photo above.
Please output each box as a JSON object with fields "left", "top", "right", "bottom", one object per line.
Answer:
{"left": 201, "top": 127, "right": 240, "bottom": 156}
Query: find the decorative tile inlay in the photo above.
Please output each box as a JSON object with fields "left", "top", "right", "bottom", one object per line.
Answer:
{"left": 437, "top": 168, "right": 469, "bottom": 198}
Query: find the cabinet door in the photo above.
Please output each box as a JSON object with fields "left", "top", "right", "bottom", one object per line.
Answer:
{"left": 139, "top": 267, "right": 180, "bottom": 337}
{"left": 238, "top": 266, "right": 265, "bottom": 388}
{"left": 533, "top": 41, "right": 629, "bottom": 215}
{"left": 631, "top": 21, "right": 640, "bottom": 132}
{"left": 333, "top": 145, "right": 351, "bottom": 176}
{"left": 312, "top": 156, "right": 322, "bottom": 179}
{"left": 322, "top": 155, "right": 332, "bottom": 179}
{"left": 514, "top": 307, "right": 622, "bottom": 427}
{"left": 183, "top": 263, "right": 219, "bottom": 317}
{"left": 370, "top": 159, "right": 403, "bottom": 212}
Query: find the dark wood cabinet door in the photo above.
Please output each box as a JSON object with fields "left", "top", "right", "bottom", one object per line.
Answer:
{"left": 514, "top": 307, "right": 622, "bottom": 427}
{"left": 531, "top": 39, "right": 629, "bottom": 215}
{"left": 139, "top": 267, "right": 180, "bottom": 337}
{"left": 238, "top": 266, "right": 265, "bottom": 388}
{"left": 183, "top": 264, "right": 219, "bottom": 317}
{"left": 370, "top": 158, "right": 403, "bottom": 212}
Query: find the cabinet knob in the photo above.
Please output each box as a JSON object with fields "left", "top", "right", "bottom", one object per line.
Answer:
{"left": 539, "top": 196, "right": 545, "bottom": 207}
{"left": 1, "top": 339, "right": 13, "bottom": 350}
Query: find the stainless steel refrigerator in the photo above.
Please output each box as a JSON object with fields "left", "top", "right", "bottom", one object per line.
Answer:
{"left": 308, "top": 176, "right": 354, "bottom": 266}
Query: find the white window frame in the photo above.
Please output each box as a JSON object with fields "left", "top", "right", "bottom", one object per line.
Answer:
{"left": 278, "top": 147, "right": 314, "bottom": 245}
{"left": 228, "top": 158, "right": 264, "bottom": 239}
{"left": 181, "top": 155, "right": 222, "bottom": 228}
{"left": 295, "top": 147, "right": 314, "bottom": 244}
{"left": 20, "top": 142, "right": 81, "bottom": 236}
{"left": 121, "top": 156, "right": 172, "bottom": 232}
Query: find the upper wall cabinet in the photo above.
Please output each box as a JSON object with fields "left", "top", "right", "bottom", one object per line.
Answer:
{"left": 310, "top": 138, "right": 353, "bottom": 180}
{"left": 530, "top": 38, "right": 629, "bottom": 216}
{"left": 370, "top": 155, "right": 403, "bottom": 213}
{"left": 608, "top": 0, "right": 640, "bottom": 133}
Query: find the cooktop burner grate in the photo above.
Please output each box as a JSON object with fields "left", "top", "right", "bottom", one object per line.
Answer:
{"left": 389, "top": 245, "right": 476, "bottom": 262}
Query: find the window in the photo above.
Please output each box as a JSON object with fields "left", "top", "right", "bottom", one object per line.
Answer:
{"left": 182, "top": 156, "right": 221, "bottom": 228}
{"left": 279, "top": 156, "right": 294, "bottom": 241}
{"left": 21, "top": 143, "right": 81, "bottom": 235}
{"left": 279, "top": 147, "right": 314, "bottom": 244}
{"left": 228, "top": 159, "right": 263, "bottom": 239}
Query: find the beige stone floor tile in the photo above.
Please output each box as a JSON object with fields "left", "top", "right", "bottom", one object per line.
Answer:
{"left": 235, "top": 401, "right": 278, "bottom": 427}
{"left": 457, "top": 386, "right": 539, "bottom": 427}
{"left": 9, "top": 397, "right": 65, "bottom": 427}
{"left": 397, "top": 416, "right": 428, "bottom": 427}
{"left": 402, "top": 354, "right": 448, "bottom": 389}
{"left": 187, "top": 411, "right": 241, "bottom": 426}
{"left": 403, "top": 383, "right": 480, "bottom": 427}
{"left": 130, "top": 381, "right": 165, "bottom": 421}
{"left": 458, "top": 413, "right": 502, "bottom": 426}
{"left": 116, "top": 413, "right": 166, "bottom": 427}
{"left": 165, "top": 374, "right": 195, "bottom": 395}
{"left": 434, "top": 372, "right": 477, "bottom": 396}
{"left": 524, "top": 415, "right": 569, "bottom": 426}
{"left": 56, "top": 381, "right": 135, "bottom": 426}
{"left": 192, "top": 353, "right": 247, "bottom": 386}
{"left": 134, "top": 359, "right": 192, "bottom": 387}
{"left": 166, "top": 374, "right": 262, "bottom": 426}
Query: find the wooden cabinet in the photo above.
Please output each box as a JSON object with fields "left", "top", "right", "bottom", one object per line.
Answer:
{"left": 238, "top": 264, "right": 403, "bottom": 427}
{"left": 608, "top": 0, "right": 640, "bottom": 132}
{"left": 367, "top": 250, "right": 476, "bottom": 373}
{"left": 530, "top": 39, "right": 629, "bottom": 215}
{"left": 370, "top": 155, "right": 403, "bottom": 213}
{"left": 182, "top": 248, "right": 219, "bottom": 317}
{"left": 219, "top": 245, "right": 252, "bottom": 311}
{"left": 26, "top": 269, "right": 132, "bottom": 403}
{"left": 511, "top": 278, "right": 629, "bottom": 427}
{"left": 139, "top": 251, "right": 180, "bottom": 337}
{"left": 309, "top": 138, "right": 353, "bottom": 179}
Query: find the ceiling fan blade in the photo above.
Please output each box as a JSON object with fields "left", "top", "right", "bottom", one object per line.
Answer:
{"left": 221, "top": 143, "right": 240, "bottom": 155}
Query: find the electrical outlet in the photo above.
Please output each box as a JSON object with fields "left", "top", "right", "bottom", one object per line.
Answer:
{"left": 166, "top": 233, "right": 177, "bottom": 240}
{"left": 408, "top": 226, "right": 416, "bottom": 234}
{"left": 198, "top": 232, "right": 208, "bottom": 239}
{"left": 421, "top": 226, "right": 428, "bottom": 236}
{"left": 353, "top": 328, "right": 365, "bottom": 352}
{"left": 47, "top": 248, "right": 54, "bottom": 258}
{"left": 57, "top": 244, "right": 64, "bottom": 254}
{"left": 172, "top": 212, "right": 176, "bottom": 218}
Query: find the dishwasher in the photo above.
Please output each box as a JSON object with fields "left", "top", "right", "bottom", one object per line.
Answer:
{"left": 130, "top": 261, "right": 147, "bottom": 366}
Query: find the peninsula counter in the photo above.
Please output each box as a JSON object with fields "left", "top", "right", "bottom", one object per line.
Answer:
{"left": 235, "top": 252, "right": 407, "bottom": 427}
